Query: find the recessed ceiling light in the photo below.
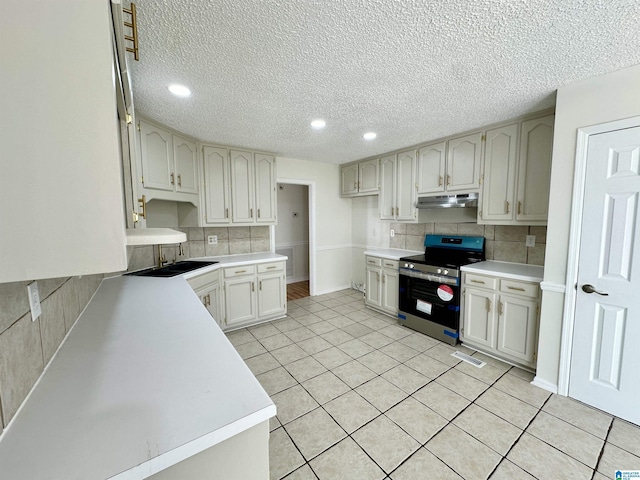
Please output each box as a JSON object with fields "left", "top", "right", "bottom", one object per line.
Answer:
{"left": 311, "top": 119, "right": 326, "bottom": 129}
{"left": 363, "top": 132, "right": 377, "bottom": 140}
{"left": 168, "top": 84, "right": 191, "bottom": 97}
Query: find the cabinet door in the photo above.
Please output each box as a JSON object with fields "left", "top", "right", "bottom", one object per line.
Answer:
{"left": 224, "top": 276, "right": 257, "bottom": 326}
{"left": 202, "top": 146, "right": 231, "bottom": 224}
{"left": 365, "top": 266, "right": 382, "bottom": 308}
{"left": 447, "top": 132, "right": 482, "bottom": 192}
{"left": 480, "top": 125, "right": 518, "bottom": 222}
{"left": 358, "top": 159, "right": 379, "bottom": 193}
{"left": 462, "top": 288, "right": 497, "bottom": 349}
{"left": 516, "top": 115, "right": 554, "bottom": 222}
{"left": 230, "top": 150, "right": 255, "bottom": 223}
{"left": 417, "top": 141, "right": 446, "bottom": 194}
{"left": 173, "top": 135, "right": 198, "bottom": 194}
{"left": 379, "top": 155, "right": 396, "bottom": 220}
{"left": 254, "top": 153, "right": 277, "bottom": 223}
{"left": 381, "top": 267, "right": 399, "bottom": 314}
{"left": 258, "top": 272, "right": 286, "bottom": 318}
{"left": 140, "top": 121, "right": 173, "bottom": 191}
{"left": 396, "top": 149, "right": 417, "bottom": 221}
{"left": 198, "top": 282, "right": 222, "bottom": 328}
{"left": 341, "top": 164, "right": 358, "bottom": 196}
{"left": 497, "top": 295, "right": 538, "bottom": 364}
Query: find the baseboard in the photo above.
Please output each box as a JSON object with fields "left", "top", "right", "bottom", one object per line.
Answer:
{"left": 286, "top": 276, "right": 309, "bottom": 285}
{"left": 531, "top": 375, "right": 558, "bottom": 394}
{"left": 315, "top": 284, "right": 352, "bottom": 296}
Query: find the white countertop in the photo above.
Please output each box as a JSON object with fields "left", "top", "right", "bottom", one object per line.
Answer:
{"left": 184, "top": 252, "right": 287, "bottom": 278}
{"left": 0, "top": 270, "right": 276, "bottom": 479}
{"left": 461, "top": 260, "right": 544, "bottom": 282}
{"left": 363, "top": 248, "right": 422, "bottom": 260}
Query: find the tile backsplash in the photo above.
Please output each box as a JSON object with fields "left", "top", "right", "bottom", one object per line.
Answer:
{"left": 389, "top": 223, "right": 546, "bottom": 266}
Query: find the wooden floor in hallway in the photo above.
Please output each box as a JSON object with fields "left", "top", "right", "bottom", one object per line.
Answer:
{"left": 287, "top": 281, "right": 309, "bottom": 301}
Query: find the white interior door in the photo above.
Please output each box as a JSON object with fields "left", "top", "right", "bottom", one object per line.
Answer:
{"left": 569, "top": 125, "right": 640, "bottom": 425}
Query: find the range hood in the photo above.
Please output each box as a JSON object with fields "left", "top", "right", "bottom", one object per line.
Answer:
{"left": 126, "top": 228, "right": 187, "bottom": 246}
{"left": 416, "top": 193, "right": 478, "bottom": 209}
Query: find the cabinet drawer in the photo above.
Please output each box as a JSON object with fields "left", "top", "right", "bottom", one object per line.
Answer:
{"left": 382, "top": 259, "right": 398, "bottom": 270}
{"left": 257, "top": 262, "right": 284, "bottom": 273}
{"left": 224, "top": 265, "right": 256, "bottom": 278}
{"left": 187, "top": 270, "right": 220, "bottom": 290}
{"left": 366, "top": 256, "right": 382, "bottom": 267}
{"left": 464, "top": 273, "right": 497, "bottom": 290}
{"left": 500, "top": 279, "right": 539, "bottom": 298}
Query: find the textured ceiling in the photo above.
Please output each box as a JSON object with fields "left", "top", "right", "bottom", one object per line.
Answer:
{"left": 127, "top": 0, "right": 640, "bottom": 164}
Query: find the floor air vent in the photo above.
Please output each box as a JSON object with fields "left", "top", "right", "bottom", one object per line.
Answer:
{"left": 451, "top": 351, "right": 486, "bottom": 368}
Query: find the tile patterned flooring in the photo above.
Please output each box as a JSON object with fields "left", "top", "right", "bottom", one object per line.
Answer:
{"left": 226, "top": 289, "right": 640, "bottom": 480}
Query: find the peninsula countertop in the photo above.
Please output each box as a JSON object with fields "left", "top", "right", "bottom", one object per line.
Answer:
{"left": 0, "top": 257, "right": 278, "bottom": 479}
{"left": 461, "top": 260, "right": 544, "bottom": 282}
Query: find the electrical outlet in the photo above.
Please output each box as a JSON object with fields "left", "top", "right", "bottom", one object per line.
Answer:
{"left": 27, "top": 282, "right": 42, "bottom": 321}
{"left": 208, "top": 235, "right": 218, "bottom": 245}
{"left": 292, "top": 212, "right": 299, "bottom": 218}
{"left": 390, "top": 229, "right": 395, "bottom": 237}
{"left": 525, "top": 235, "right": 536, "bottom": 247}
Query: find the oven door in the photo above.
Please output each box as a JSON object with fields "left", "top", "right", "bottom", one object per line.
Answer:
{"left": 398, "top": 270, "right": 460, "bottom": 330}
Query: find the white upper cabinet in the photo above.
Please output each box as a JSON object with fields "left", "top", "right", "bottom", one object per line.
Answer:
{"left": 138, "top": 119, "right": 199, "bottom": 204}
{"left": 254, "top": 153, "right": 277, "bottom": 223}
{"left": 0, "top": 0, "right": 127, "bottom": 282}
{"left": 201, "top": 147, "right": 277, "bottom": 226}
{"left": 378, "top": 150, "right": 416, "bottom": 222}
{"left": 516, "top": 115, "right": 554, "bottom": 222}
{"left": 446, "top": 132, "right": 483, "bottom": 192}
{"left": 202, "top": 146, "right": 231, "bottom": 224}
{"left": 480, "top": 124, "right": 519, "bottom": 222}
{"left": 417, "top": 141, "right": 446, "bottom": 194}
{"left": 479, "top": 114, "right": 554, "bottom": 225}
{"left": 173, "top": 135, "right": 198, "bottom": 194}
{"left": 340, "top": 158, "right": 379, "bottom": 197}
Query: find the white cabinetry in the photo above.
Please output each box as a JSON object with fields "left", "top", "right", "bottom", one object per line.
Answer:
{"left": 201, "top": 146, "right": 277, "bottom": 226}
{"left": 365, "top": 256, "right": 399, "bottom": 316}
{"left": 222, "top": 261, "right": 286, "bottom": 330}
{"left": 379, "top": 150, "right": 417, "bottom": 222}
{"left": 340, "top": 159, "right": 379, "bottom": 197}
{"left": 479, "top": 114, "right": 554, "bottom": 225}
{"left": 1, "top": 0, "right": 128, "bottom": 282}
{"left": 416, "top": 134, "right": 482, "bottom": 195}
{"left": 461, "top": 272, "right": 540, "bottom": 368}
{"left": 139, "top": 120, "right": 199, "bottom": 199}
{"left": 188, "top": 269, "right": 223, "bottom": 328}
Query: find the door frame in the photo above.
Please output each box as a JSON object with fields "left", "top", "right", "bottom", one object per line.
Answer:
{"left": 558, "top": 115, "right": 640, "bottom": 396}
{"left": 271, "top": 178, "right": 317, "bottom": 296}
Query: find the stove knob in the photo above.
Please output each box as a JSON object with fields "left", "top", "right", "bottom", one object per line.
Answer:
{"left": 443, "top": 269, "right": 449, "bottom": 275}
{"left": 437, "top": 268, "right": 442, "bottom": 274}
{"left": 409, "top": 264, "right": 414, "bottom": 269}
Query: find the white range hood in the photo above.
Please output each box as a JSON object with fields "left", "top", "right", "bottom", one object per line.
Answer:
{"left": 126, "top": 228, "right": 187, "bottom": 246}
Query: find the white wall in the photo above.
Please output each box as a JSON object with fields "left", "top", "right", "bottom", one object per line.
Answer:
{"left": 537, "top": 63, "right": 640, "bottom": 390}
{"left": 351, "top": 196, "right": 391, "bottom": 288}
{"left": 277, "top": 157, "right": 353, "bottom": 294}
{"left": 275, "top": 184, "right": 309, "bottom": 283}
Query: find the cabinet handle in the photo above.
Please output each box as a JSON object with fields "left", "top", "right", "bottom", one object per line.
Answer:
{"left": 487, "top": 299, "right": 491, "bottom": 312}
{"left": 137, "top": 194, "right": 147, "bottom": 219}
{"left": 250, "top": 208, "right": 253, "bottom": 218}
{"left": 518, "top": 201, "right": 522, "bottom": 215}
{"left": 382, "top": 274, "right": 385, "bottom": 284}
{"left": 507, "top": 286, "right": 526, "bottom": 292}
{"left": 258, "top": 208, "right": 261, "bottom": 218}
{"left": 225, "top": 208, "right": 229, "bottom": 218}
{"left": 207, "top": 294, "right": 211, "bottom": 306}
{"left": 505, "top": 201, "right": 510, "bottom": 214}
{"left": 471, "top": 279, "right": 485, "bottom": 284}
{"left": 252, "top": 282, "right": 255, "bottom": 292}
{"left": 438, "top": 176, "right": 443, "bottom": 186}
{"left": 267, "top": 266, "right": 277, "bottom": 269}
{"left": 354, "top": 182, "right": 357, "bottom": 190}
{"left": 499, "top": 302, "right": 504, "bottom": 316}
{"left": 170, "top": 172, "right": 175, "bottom": 185}
{"left": 395, "top": 207, "right": 399, "bottom": 216}
{"left": 447, "top": 175, "right": 451, "bottom": 186}
{"left": 235, "top": 269, "right": 247, "bottom": 274}
{"left": 391, "top": 206, "right": 394, "bottom": 216}
{"left": 177, "top": 174, "right": 182, "bottom": 187}
{"left": 376, "top": 272, "right": 380, "bottom": 281}
{"left": 259, "top": 281, "right": 262, "bottom": 290}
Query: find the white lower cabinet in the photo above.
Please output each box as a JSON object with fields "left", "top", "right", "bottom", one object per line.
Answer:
{"left": 187, "top": 270, "right": 223, "bottom": 328}
{"left": 223, "top": 261, "right": 286, "bottom": 329}
{"left": 461, "top": 272, "right": 540, "bottom": 368}
{"left": 365, "top": 256, "right": 399, "bottom": 316}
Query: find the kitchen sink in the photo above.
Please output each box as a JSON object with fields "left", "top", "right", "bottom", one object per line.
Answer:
{"left": 126, "top": 260, "right": 218, "bottom": 277}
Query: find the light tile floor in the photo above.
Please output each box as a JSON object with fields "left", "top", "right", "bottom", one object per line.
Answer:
{"left": 226, "top": 289, "right": 640, "bottom": 480}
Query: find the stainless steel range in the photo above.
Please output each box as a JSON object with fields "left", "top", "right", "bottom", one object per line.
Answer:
{"left": 398, "top": 235, "right": 485, "bottom": 345}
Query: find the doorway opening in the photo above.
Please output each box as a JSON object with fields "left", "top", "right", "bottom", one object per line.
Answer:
{"left": 273, "top": 180, "right": 315, "bottom": 300}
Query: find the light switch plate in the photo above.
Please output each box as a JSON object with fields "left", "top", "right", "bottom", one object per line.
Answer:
{"left": 208, "top": 235, "right": 218, "bottom": 245}
{"left": 27, "top": 282, "right": 42, "bottom": 321}
{"left": 390, "top": 229, "right": 395, "bottom": 237}
{"left": 525, "top": 235, "right": 536, "bottom": 247}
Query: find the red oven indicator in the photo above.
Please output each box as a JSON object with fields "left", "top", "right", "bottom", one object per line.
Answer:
{"left": 437, "top": 285, "right": 454, "bottom": 302}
